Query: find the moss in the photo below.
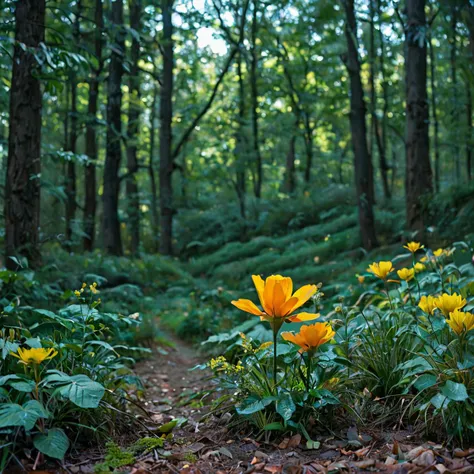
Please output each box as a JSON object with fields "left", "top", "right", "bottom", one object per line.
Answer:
{"left": 94, "top": 442, "right": 136, "bottom": 473}
{"left": 130, "top": 436, "right": 164, "bottom": 454}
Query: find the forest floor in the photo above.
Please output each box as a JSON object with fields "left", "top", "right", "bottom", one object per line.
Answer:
{"left": 62, "top": 333, "right": 474, "bottom": 474}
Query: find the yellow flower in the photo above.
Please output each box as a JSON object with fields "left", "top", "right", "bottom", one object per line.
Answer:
{"left": 434, "top": 293, "right": 467, "bottom": 317}
{"left": 404, "top": 242, "right": 424, "bottom": 253}
{"left": 11, "top": 347, "right": 58, "bottom": 366}
{"left": 397, "top": 268, "right": 415, "bottom": 282}
{"left": 74, "top": 290, "right": 81, "bottom": 297}
{"left": 433, "top": 248, "right": 444, "bottom": 257}
{"left": 357, "top": 275, "right": 365, "bottom": 284}
{"left": 446, "top": 309, "right": 474, "bottom": 336}
{"left": 414, "top": 262, "right": 426, "bottom": 273}
{"left": 232, "top": 275, "right": 319, "bottom": 325}
{"left": 420, "top": 256, "right": 428, "bottom": 263}
{"left": 418, "top": 295, "right": 436, "bottom": 315}
{"left": 82, "top": 282, "right": 87, "bottom": 289}
{"left": 367, "top": 261, "right": 394, "bottom": 280}
{"left": 90, "top": 284, "right": 99, "bottom": 294}
{"left": 282, "top": 322, "right": 335, "bottom": 353}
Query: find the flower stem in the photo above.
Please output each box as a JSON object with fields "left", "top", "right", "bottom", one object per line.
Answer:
{"left": 273, "top": 328, "right": 278, "bottom": 387}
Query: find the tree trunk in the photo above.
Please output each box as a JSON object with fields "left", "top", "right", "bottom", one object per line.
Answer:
{"left": 450, "top": 6, "right": 460, "bottom": 183}
{"left": 343, "top": 0, "right": 378, "bottom": 250}
{"left": 159, "top": 0, "right": 174, "bottom": 255}
{"left": 235, "top": 51, "right": 247, "bottom": 219}
{"left": 5, "top": 0, "right": 45, "bottom": 269}
{"left": 405, "top": 0, "right": 432, "bottom": 235}
{"left": 429, "top": 36, "right": 440, "bottom": 193}
{"left": 250, "top": 0, "right": 262, "bottom": 198}
{"left": 369, "top": 0, "right": 390, "bottom": 199}
{"left": 303, "top": 113, "right": 313, "bottom": 184}
{"left": 65, "top": 1, "right": 81, "bottom": 248}
{"left": 283, "top": 134, "right": 296, "bottom": 194}
{"left": 103, "top": 0, "right": 124, "bottom": 256}
{"left": 467, "top": 81, "right": 473, "bottom": 180}
{"left": 83, "top": 0, "right": 103, "bottom": 252}
{"left": 149, "top": 81, "right": 159, "bottom": 253}
{"left": 126, "top": 0, "right": 141, "bottom": 255}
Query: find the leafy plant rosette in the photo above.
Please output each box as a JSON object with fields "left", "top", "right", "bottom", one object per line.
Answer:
{"left": 207, "top": 242, "right": 474, "bottom": 444}
{"left": 206, "top": 275, "right": 342, "bottom": 446}
{"left": 0, "top": 280, "right": 148, "bottom": 468}
{"left": 340, "top": 242, "right": 474, "bottom": 441}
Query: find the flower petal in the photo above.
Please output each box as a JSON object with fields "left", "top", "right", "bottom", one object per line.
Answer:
{"left": 231, "top": 299, "right": 265, "bottom": 316}
{"left": 263, "top": 276, "right": 278, "bottom": 316}
{"left": 287, "top": 312, "right": 320, "bottom": 322}
{"left": 252, "top": 275, "right": 268, "bottom": 312}
{"left": 287, "top": 284, "right": 317, "bottom": 313}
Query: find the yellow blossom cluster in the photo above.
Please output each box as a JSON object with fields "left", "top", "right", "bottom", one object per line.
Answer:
{"left": 74, "top": 281, "right": 99, "bottom": 297}
{"left": 209, "top": 356, "right": 244, "bottom": 374}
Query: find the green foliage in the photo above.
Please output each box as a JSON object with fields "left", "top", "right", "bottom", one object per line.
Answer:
{"left": 94, "top": 442, "right": 136, "bottom": 473}
{"left": 206, "top": 241, "right": 474, "bottom": 443}
{"left": 0, "top": 271, "right": 147, "bottom": 467}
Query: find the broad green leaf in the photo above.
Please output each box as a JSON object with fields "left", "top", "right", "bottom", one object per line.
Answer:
{"left": 263, "top": 422, "right": 284, "bottom": 431}
{"left": 236, "top": 396, "right": 275, "bottom": 415}
{"left": 158, "top": 419, "right": 178, "bottom": 433}
{"left": 440, "top": 381, "right": 469, "bottom": 402}
{"left": 414, "top": 374, "right": 437, "bottom": 392}
{"left": 430, "top": 393, "right": 449, "bottom": 410}
{"left": 44, "top": 372, "right": 105, "bottom": 408}
{"left": 0, "top": 400, "right": 49, "bottom": 431}
{"left": 10, "top": 380, "right": 36, "bottom": 393}
{"left": 34, "top": 428, "right": 69, "bottom": 459}
{"left": 276, "top": 392, "right": 296, "bottom": 422}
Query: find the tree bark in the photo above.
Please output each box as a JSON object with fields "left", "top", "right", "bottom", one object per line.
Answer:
{"left": 149, "top": 81, "right": 159, "bottom": 253}
{"left": 369, "top": 0, "right": 390, "bottom": 199}
{"left": 250, "top": 0, "right": 262, "bottom": 198}
{"left": 5, "top": 0, "right": 45, "bottom": 269}
{"left": 126, "top": 0, "right": 141, "bottom": 255}
{"left": 235, "top": 50, "right": 247, "bottom": 219}
{"left": 429, "top": 36, "right": 440, "bottom": 192}
{"left": 283, "top": 134, "right": 296, "bottom": 194}
{"left": 342, "top": 0, "right": 378, "bottom": 250}
{"left": 405, "top": 0, "right": 432, "bottom": 235}
{"left": 65, "top": 0, "right": 81, "bottom": 248}
{"left": 159, "top": 0, "right": 174, "bottom": 255}
{"left": 83, "top": 0, "right": 103, "bottom": 252}
{"left": 103, "top": 0, "right": 125, "bottom": 255}
{"left": 450, "top": 6, "right": 460, "bottom": 182}
{"left": 467, "top": 81, "right": 473, "bottom": 180}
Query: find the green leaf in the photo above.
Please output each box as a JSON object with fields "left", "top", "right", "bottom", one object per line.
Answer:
{"left": 440, "top": 381, "right": 469, "bottom": 402}
{"left": 10, "top": 380, "right": 36, "bottom": 393}
{"left": 44, "top": 372, "right": 105, "bottom": 408}
{"left": 34, "top": 428, "right": 69, "bottom": 459}
{"left": 158, "top": 419, "right": 178, "bottom": 433}
{"left": 0, "top": 400, "right": 49, "bottom": 431}
{"left": 430, "top": 393, "right": 449, "bottom": 410}
{"left": 236, "top": 396, "right": 275, "bottom": 415}
{"left": 276, "top": 392, "right": 296, "bottom": 422}
{"left": 263, "top": 422, "right": 284, "bottom": 431}
{"left": 414, "top": 374, "right": 437, "bottom": 392}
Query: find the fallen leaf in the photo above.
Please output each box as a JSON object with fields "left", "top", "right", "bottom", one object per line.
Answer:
{"left": 278, "top": 438, "right": 289, "bottom": 449}
{"left": 287, "top": 434, "right": 301, "bottom": 448}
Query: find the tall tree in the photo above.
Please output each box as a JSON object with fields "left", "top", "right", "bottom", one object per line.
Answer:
{"left": 342, "top": 0, "right": 378, "bottom": 250}
{"left": 369, "top": 0, "right": 390, "bottom": 199}
{"left": 149, "top": 80, "right": 159, "bottom": 253}
{"left": 103, "top": 0, "right": 125, "bottom": 255}
{"left": 450, "top": 5, "right": 460, "bottom": 182}
{"left": 5, "top": 0, "right": 45, "bottom": 269}
{"left": 429, "top": 33, "right": 440, "bottom": 192}
{"left": 250, "top": 0, "right": 262, "bottom": 198}
{"left": 159, "top": 0, "right": 174, "bottom": 255}
{"left": 84, "top": 0, "right": 104, "bottom": 251}
{"left": 126, "top": 0, "right": 142, "bottom": 255}
{"left": 405, "top": 0, "right": 432, "bottom": 234}
{"left": 65, "top": 0, "right": 81, "bottom": 247}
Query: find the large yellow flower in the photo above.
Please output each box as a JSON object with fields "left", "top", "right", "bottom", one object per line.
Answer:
{"left": 232, "top": 275, "right": 319, "bottom": 325}
{"left": 397, "top": 268, "right": 415, "bottom": 282}
{"left": 418, "top": 295, "right": 436, "bottom": 315}
{"left": 282, "top": 322, "right": 335, "bottom": 353}
{"left": 446, "top": 309, "right": 474, "bottom": 336}
{"left": 367, "top": 261, "right": 394, "bottom": 280}
{"left": 11, "top": 347, "right": 58, "bottom": 366}
{"left": 434, "top": 293, "right": 467, "bottom": 317}
{"left": 404, "top": 242, "right": 424, "bottom": 253}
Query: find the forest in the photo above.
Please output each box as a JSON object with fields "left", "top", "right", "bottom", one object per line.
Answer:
{"left": 2, "top": 0, "right": 474, "bottom": 472}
